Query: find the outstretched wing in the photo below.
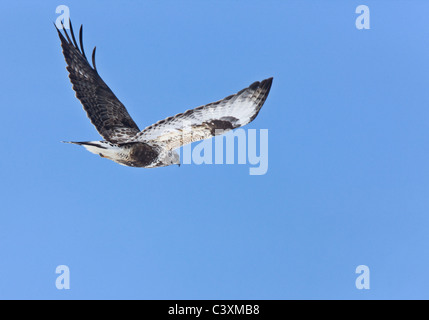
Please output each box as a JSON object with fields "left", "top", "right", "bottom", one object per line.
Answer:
{"left": 134, "top": 78, "right": 273, "bottom": 150}
{"left": 56, "top": 21, "right": 140, "bottom": 143}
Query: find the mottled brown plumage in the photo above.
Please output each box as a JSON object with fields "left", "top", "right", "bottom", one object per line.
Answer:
{"left": 56, "top": 21, "right": 140, "bottom": 144}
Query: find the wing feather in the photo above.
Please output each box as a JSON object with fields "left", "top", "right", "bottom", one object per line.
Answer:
{"left": 135, "top": 78, "right": 273, "bottom": 150}
{"left": 56, "top": 20, "right": 140, "bottom": 143}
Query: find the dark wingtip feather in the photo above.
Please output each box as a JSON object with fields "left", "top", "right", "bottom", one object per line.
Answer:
{"left": 60, "top": 20, "right": 73, "bottom": 44}
{"left": 69, "top": 19, "right": 80, "bottom": 50}
{"left": 249, "top": 81, "right": 260, "bottom": 91}
{"left": 55, "top": 20, "right": 98, "bottom": 72}
{"left": 92, "top": 46, "right": 97, "bottom": 71}
{"left": 247, "top": 77, "right": 273, "bottom": 123}
{"left": 261, "top": 77, "right": 273, "bottom": 92}
{"left": 54, "top": 21, "right": 68, "bottom": 44}
{"left": 79, "top": 25, "right": 87, "bottom": 60}
{"left": 264, "top": 77, "right": 273, "bottom": 85}
{"left": 249, "top": 77, "right": 273, "bottom": 91}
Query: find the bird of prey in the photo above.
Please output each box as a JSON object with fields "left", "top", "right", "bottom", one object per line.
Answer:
{"left": 56, "top": 21, "right": 273, "bottom": 168}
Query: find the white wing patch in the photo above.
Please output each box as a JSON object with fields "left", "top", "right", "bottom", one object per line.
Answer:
{"left": 133, "top": 78, "right": 273, "bottom": 150}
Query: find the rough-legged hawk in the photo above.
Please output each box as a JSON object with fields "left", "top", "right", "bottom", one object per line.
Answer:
{"left": 56, "top": 21, "right": 273, "bottom": 168}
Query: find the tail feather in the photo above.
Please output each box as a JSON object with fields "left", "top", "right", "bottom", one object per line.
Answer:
{"left": 61, "top": 141, "right": 108, "bottom": 149}
{"left": 62, "top": 141, "right": 125, "bottom": 160}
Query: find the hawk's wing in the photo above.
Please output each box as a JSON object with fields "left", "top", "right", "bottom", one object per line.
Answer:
{"left": 56, "top": 21, "right": 140, "bottom": 143}
{"left": 134, "top": 78, "right": 272, "bottom": 150}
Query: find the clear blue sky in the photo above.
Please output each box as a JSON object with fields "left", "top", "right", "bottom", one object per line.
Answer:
{"left": 1, "top": 0, "right": 429, "bottom": 299}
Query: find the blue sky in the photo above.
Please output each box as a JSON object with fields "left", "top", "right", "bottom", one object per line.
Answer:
{"left": 1, "top": 0, "right": 429, "bottom": 299}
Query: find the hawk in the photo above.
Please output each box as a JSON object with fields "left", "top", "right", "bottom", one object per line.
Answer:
{"left": 56, "top": 21, "right": 273, "bottom": 168}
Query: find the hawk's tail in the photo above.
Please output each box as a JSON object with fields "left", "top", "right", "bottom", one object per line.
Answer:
{"left": 61, "top": 140, "right": 114, "bottom": 156}
{"left": 61, "top": 141, "right": 108, "bottom": 149}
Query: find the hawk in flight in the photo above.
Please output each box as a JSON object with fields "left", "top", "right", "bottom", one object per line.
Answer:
{"left": 56, "top": 21, "right": 273, "bottom": 168}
